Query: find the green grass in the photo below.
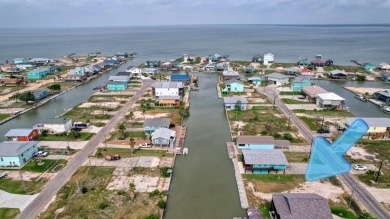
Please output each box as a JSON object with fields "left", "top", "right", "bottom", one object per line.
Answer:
{"left": 0, "top": 114, "right": 10, "bottom": 120}
{"left": 331, "top": 207, "right": 358, "bottom": 219}
{"left": 0, "top": 178, "right": 47, "bottom": 195}
{"left": 293, "top": 109, "right": 355, "bottom": 117}
{"left": 36, "top": 132, "right": 94, "bottom": 141}
{"left": 21, "top": 159, "right": 68, "bottom": 173}
{"left": 61, "top": 107, "right": 114, "bottom": 123}
{"left": 0, "top": 208, "right": 20, "bottom": 219}
{"left": 281, "top": 98, "right": 312, "bottom": 104}
{"left": 279, "top": 91, "right": 302, "bottom": 95}
{"left": 96, "top": 148, "right": 174, "bottom": 158}
{"left": 284, "top": 152, "right": 310, "bottom": 162}
{"left": 244, "top": 174, "right": 306, "bottom": 193}
{"left": 125, "top": 131, "right": 147, "bottom": 138}
{"left": 271, "top": 62, "right": 297, "bottom": 68}
{"left": 258, "top": 203, "right": 271, "bottom": 219}
{"left": 299, "top": 116, "right": 319, "bottom": 130}
{"left": 245, "top": 174, "right": 305, "bottom": 182}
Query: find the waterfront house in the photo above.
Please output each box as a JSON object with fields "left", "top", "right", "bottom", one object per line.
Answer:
{"left": 329, "top": 70, "right": 347, "bottom": 80}
{"left": 310, "top": 56, "right": 325, "bottom": 67}
{"left": 33, "top": 118, "right": 72, "bottom": 133}
{"left": 222, "top": 70, "right": 240, "bottom": 80}
{"left": 341, "top": 117, "right": 390, "bottom": 140}
{"left": 115, "top": 52, "right": 128, "bottom": 58}
{"left": 252, "top": 55, "right": 262, "bottom": 63}
{"left": 0, "top": 141, "right": 39, "bottom": 167}
{"left": 291, "top": 76, "right": 311, "bottom": 92}
{"left": 216, "top": 62, "right": 230, "bottom": 71}
{"left": 297, "top": 59, "right": 310, "bottom": 66}
{"left": 287, "top": 67, "right": 299, "bottom": 75}
{"left": 145, "top": 61, "right": 160, "bottom": 68}
{"left": 68, "top": 67, "right": 85, "bottom": 76}
{"left": 302, "top": 86, "right": 328, "bottom": 100}
{"left": 151, "top": 128, "right": 176, "bottom": 148}
{"left": 200, "top": 56, "right": 209, "bottom": 63}
{"left": 245, "top": 67, "right": 254, "bottom": 74}
{"left": 127, "top": 67, "right": 142, "bottom": 76}
{"left": 1, "top": 64, "right": 20, "bottom": 73}
{"left": 222, "top": 79, "right": 244, "bottom": 93}
{"left": 65, "top": 75, "right": 86, "bottom": 82}
{"left": 116, "top": 72, "right": 132, "bottom": 77}
{"left": 126, "top": 65, "right": 136, "bottom": 72}
{"left": 142, "top": 68, "right": 158, "bottom": 75}
{"left": 209, "top": 54, "right": 222, "bottom": 63}
{"left": 16, "top": 62, "right": 35, "bottom": 70}
{"left": 182, "top": 65, "right": 193, "bottom": 71}
{"left": 103, "top": 59, "right": 118, "bottom": 67}
{"left": 363, "top": 63, "right": 375, "bottom": 71}
{"left": 374, "top": 89, "right": 390, "bottom": 104}
{"left": 153, "top": 81, "right": 184, "bottom": 98}
{"left": 378, "top": 63, "right": 390, "bottom": 71}
{"left": 263, "top": 53, "right": 274, "bottom": 65}
{"left": 237, "top": 135, "right": 290, "bottom": 150}
{"left": 271, "top": 193, "right": 333, "bottom": 219}
{"left": 30, "top": 58, "right": 51, "bottom": 65}
{"left": 316, "top": 92, "right": 345, "bottom": 109}
{"left": 247, "top": 77, "right": 262, "bottom": 85}
{"left": 171, "top": 74, "right": 191, "bottom": 84}
{"left": 27, "top": 68, "right": 50, "bottom": 80}
{"left": 157, "top": 96, "right": 181, "bottom": 108}
{"left": 242, "top": 150, "right": 287, "bottom": 174}
{"left": 13, "top": 58, "right": 27, "bottom": 64}
{"left": 92, "top": 64, "right": 103, "bottom": 72}
{"left": 301, "top": 68, "right": 314, "bottom": 76}
{"left": 109, "top": 75, "right": 130, "bottom": 82}
{"left": 183, "top": 54, "right": 197, "bottom": 63}
{"left": 106, "top": 81, "right": 128, "bottom": 91}
{"left": 161, "top": 62, "right": 175, "bottom": 71}
{"left": 144, "top": 118, "right": 171, "bottom": 134}
{"left": 223, "top": 96, "right": 248, "bottom": 110}
{"left": 31, "top": 89, "right": 49, "bottom": 100}
{"left": 5, "top": 129, "right": 39, "bottom": 142}
{"left": 380, "top": 72, "right": 390, "bottom": 82}
{"left": 204, "top": 64, "right": 217, "bottom": 71}
{"left": 266, "top": 73, "right": 289, "bottom": 86}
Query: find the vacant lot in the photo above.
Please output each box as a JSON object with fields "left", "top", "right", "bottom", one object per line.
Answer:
{"left": 284, "top": 152, "right": 310, "bottom": 162}
{"left": 293, "top": 109, "right": 355, "bottom": 117}
{"left": 96, "top": 148, "right": 174, "bottom": 158}
{"left": 36, "top": 132, "right": 94, "bottom": 141}
{"left": 0, "top": 208, "right": 20, "bottom": 219}
{"left": 0, "top": 178, "right": 47, "bottom": 195}
{"left": 61, "top": 106, "right": 114, "bottom": 124}
{"left": 21, "top": 159, "right": 68, "bottom": 173}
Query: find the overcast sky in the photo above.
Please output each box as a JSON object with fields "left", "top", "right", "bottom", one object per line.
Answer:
{"left": 1, "top": 0, "right": 390, "bottom": 28}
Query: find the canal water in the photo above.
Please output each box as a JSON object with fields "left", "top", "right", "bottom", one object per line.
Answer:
{"left": 164, "top": 73, "right": 246, "bottom": 219}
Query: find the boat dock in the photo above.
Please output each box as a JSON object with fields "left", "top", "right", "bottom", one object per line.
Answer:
{"left": 173, "top": 126, "right": 187, "bottom": 155}
{"left": 350, "top": 59, "right": 363, "bottom": 66}
{"left": 217, "top": 83, "right": 222, "bottom": 98}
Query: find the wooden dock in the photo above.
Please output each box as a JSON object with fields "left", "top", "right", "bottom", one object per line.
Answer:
{"left": 216, "top": 83, "right": 222, "bottom": 98}
{"left": 174, "top": 126, "right": 187, "bottom": 155}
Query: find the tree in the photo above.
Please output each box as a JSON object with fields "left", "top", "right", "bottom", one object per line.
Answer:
{"left": 356, "top": 75, "right": 366, "bottom": 81}
{"left": 68, "top": 130, "right": 80, "bottom": 140}
{"left": 118, "top": 123, "right": 126, "bottom": 140}
{"left": 129, "top": 111, "right": 134, "bottom": 121}
{"left": 234, "top": 100, "right": 242, "bottom": 119}
{"left": 140, "top": 99, "right": 146, "bottom": 108}
{"left": 47, "top": 83, "right": 61, "bottom": 92}
{"left": 19, "top": 92, "right": 35, "bottom": 104}
{"left": 9, "top": 93, "right": 21, "bottom": 102}
{"left": 129, "top": 137, "right": 136, "bottom": 153}
{"left": 142, "top": 108, "right": 146, "bottom": 119}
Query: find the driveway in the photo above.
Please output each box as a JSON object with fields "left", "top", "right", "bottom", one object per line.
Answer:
{"left": 286, "top": 163, "right": 307, "bottom": 174}
{"left": 0, "top": 190, "right": 38, "bottom": 211}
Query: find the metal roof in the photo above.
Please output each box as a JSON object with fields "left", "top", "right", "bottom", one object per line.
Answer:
{"left": 5, "top": 129, "right": 34, "bottom": 137}
{"left": 225, "top": 79, "right": 243, "bottom": 85}
{"left": 223, "top": 70, "right": 239, "bottom": 76}
{"left": 329, "top": 70, "right": 347, "bottom": 75}
{"left": 0, "top": 141, "right": 38, "bottom": 157}
{"left": 154, "top": 81, "right": 183, "bottom": 89}
{"left": 267, "top": 73, "right": 289, "bottom": 80}
{"left": 242, "top": 150, "right": 288, "bottom": 165}
{"left": 223, "top": 96, "right": 248, "bottom": 104}
{"left": 293, "top": 75, "right": 312, "bottom": 83}
{"left": 158, "top": 96, "right": 181, "bottom": 100}
{"left": 346, "top": 117, "right": 390, "bottom": 127}
{"left": 317, "top": 92, "right": 345, "bottom": 101}
{"left": 302, "top": 86, "right": 328, "bottom": 95}
{"left": 109, "top": 75, "right": 129, "bottom": 81}
{"left": 107, "top": 81, "right": 127, "bottom": 85}
{"left": 41, "top": 118, "right": 71, "bottom": 125}
{"left": 152, "top": 128, "right": 176, "bottom": 140}
{"left": 237, "top": 135, "right": 275, "bottom": 145}
{"left": 144, "top": 118, "right": 171, "bottom": 128}
{"left": 171, "top": 74, "right": 191, "bottom": 80}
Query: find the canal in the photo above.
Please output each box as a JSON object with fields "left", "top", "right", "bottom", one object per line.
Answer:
{"left": 0, "top": 60, "right": 136, "bottom": 141}
{"left": 164, "top": 73, "right": 246, "bottom": 219}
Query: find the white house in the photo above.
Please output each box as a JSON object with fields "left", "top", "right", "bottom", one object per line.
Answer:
{"left": 183, "top": 54, "right": 197, "bottom": 63}
{"left": 266, "top": 73, "right": 289, "bottom": 86}
{"left": 153, "top": 81, "right": 183, "bottom": 97}
{"left": 29, "top": 58, "right": 52, "bottom": 65}
{"left": 16, "top": 62, "right": 35, "bottom": 70}
{"left": 108, "top": 75, "right": 130, "bottom": 82}
{"left": 33, "top": 118, "right": 72, "bottom": 133}
{"left": 127, "top": 67, "right": 142, "bottom": 76}
{"left": 316, "top": 92, "right": 345, "bottom": 109}
{"left": 141, "top": 68, "right": 158, "bottom": 75}
{"left": 151, "top": 128, "right": 176, "bottom": 148}
{"left": 379, "top": 63, "right": 390, "bottom": 71}
{"left": 263, "top": 53, "right": 274, "bottom": 65}
{"left": 182, "top": 65, "right": 194, "bottom": 71}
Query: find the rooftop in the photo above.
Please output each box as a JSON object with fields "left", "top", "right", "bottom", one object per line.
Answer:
{"left": 346, "top": 117, "right": 390, "bottom": 127}
{"left": 267, "top": 73, "right": 289, "bottom": 80}
{"left": 376, "top": 89, "right": 390, "bottom": 97}
{"left": 109, "top": 75, "right": 129, "bottom": 81}
{"left": 223, "top": 70, "right": 239, "bottom": 76}
{"left": 237, "top": 135, "right": 275, "bottom": 145}
{"left": 293, "top": 75, "right": 312, "bottom": 82}
{"left": 107, "top": 81, "right": 128, "bottom": 85}
{"left": 329, "top": 70, "right": 347, "bottom": 75}
{"left": 116, "top": 72, "right": 132, "bottom": 76}
{"left": 144, "top": 118, "right": 171, "bottom": 128}
{"left": 171, "top": 74, "right": 191, "bottom": 80}
{"left": 225, "top": 79, "right": 243, "bottom": 85}
{"left": 242, "top": 149, "right": 288, "bottom": 165}
{"left": 5, "top": 129, "right": 35, "bottom": 137}
{"left": 158, "top": 96, "right": 181, "bottom": 100}
{"left": 224, "top": 96, "right": 248, "bottom": 104}
{"left": 302, "top": 86, "right": 328, "bottom": 95}
{"left": 0, "top": 141, "right": 38, "bottom": 157}
{"left": 154, "top": 81, "right": 183, "bottom": 89}
{"left": 317, "top": 92, "right": 345, "bottom": 101}
{"left": 152, "top": 128, "right": 176, "bottom": 140}
{"left": 42, "top": 118, "right": 71, "bottom": 125}
{"left": 28, "top": 68, "right": 50, "bottom": 74}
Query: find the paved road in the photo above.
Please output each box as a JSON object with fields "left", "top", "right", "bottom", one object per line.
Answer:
{"left": 17, "top": 79, "right": 154, "bottom": 219}
{"left": 257, "top": 86, "right": 390, "bottom": 219}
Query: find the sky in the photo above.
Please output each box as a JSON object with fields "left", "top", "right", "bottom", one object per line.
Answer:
{"left": 0, "top": 0, "right": 390, "bottom": 28}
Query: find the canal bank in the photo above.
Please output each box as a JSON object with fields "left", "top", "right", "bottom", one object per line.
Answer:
{"left": 164, "top": 73, "right": 246, "bottom": 219}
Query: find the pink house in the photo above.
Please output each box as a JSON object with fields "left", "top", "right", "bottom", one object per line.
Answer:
{"left": 301, "top": 68, "right": 314, "bottom": 76}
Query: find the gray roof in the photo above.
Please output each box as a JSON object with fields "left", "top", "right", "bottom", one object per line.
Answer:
{"left": 144, "top": 118, "right": 171, "bottom": 128}
{"left": 152, "top": 128, "right": 176, "bottom": 140}
{"left": 43, "top": 118, "right": 71, "bottom": 125}
{"left": 0, "top": 141, "right": 38, "bottom": 157}
{"left": 242, "top": 150, "right": 288, "bottom": 165}
{"left": 223, "top": 70, "right": 239, "bottom": 76}
{"left": 346, "top": 117, "right": 390, "bottom": 127}
{"left": 107, "top": 81, "right": 127, "bottom": 85}
{"left": 247, "top": 77, "right": 262, "bottom": 81}
{"left": 224, "top": 96, "right": 248, "bottom": 104}
{"left": 274, "top": 140, "right": 291, "bottom": 148}
{"left": 158, "top": 96, "right": 181, "bottom": 100}
{"left": 116, "top": 72, "right": 132, "bottom": 76}
{"left": 302, "top": 86, "right": 328, "bottom": 96}
{"left": 272, "top": 193, "right": 332, "bottom": 219}
{"left": 109, "top": 75, "right": 129, "bottom": 81}
{"left": 329, "top": 70, "right": 347, "bottom": 76}
{"left": 237, "top": 135, "right": 275, "bottom": 145}
{"left": 247, "top": 208, "right": 264, "bottom": 219}
{"left": 5, "top": 129, "right": 35, "bottom": 137}
{"left": 376, "top": 89, "right": 390, "bottom": 97}
{"left": 225, "top": 79, "right": 243, "bottom": 85}
{"left": 293, "top": 75, "right": 312, "bottom": 83}
{"left": 267, "top": 73, "right": 289, "bottom": 80}
{"left": 154, "top": 81, "right": 183, "bottom": 89}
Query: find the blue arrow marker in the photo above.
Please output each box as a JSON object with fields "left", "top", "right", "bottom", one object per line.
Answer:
{"left": 306, "top": 119, "right": 369, "bottom": 182}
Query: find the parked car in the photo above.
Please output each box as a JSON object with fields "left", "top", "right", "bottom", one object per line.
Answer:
{"left": 298, "top": 96, "right": 306, "bottom": 99}
{"left": 33, "top": 151, "right": 48, "bottom": 157}
{"left": 0, "top": 173, "right": 7, "bottom": 179}
{"left": 353, "top": 164, "right": 367, "bottom": 171}
{"left": 73, "top": 122, "right": 88, "bottom": 129}
{"left": 139, "top": 143, "right": 152, "bottom": 148}
{"left": 317, "top": 129, "right": 330, "bottom": 134}
{"left": 105, "top": 154, "right": 121, "bottom": 161}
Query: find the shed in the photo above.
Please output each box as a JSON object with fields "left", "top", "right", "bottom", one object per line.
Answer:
{"left": 5, "top": 129, "right": 39, "bottom": 142}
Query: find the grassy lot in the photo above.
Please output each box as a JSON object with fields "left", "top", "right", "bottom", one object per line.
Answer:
{"left": 222, "top": 92, "right": 246, "bottom": 97}
{"left": 0, "top": 208, "right": 20, "bottom": 219}
{"left": 293, "top": 109, "right": 355, "bottom": 117}
{"left": 284, "top": 152, "right": 310, "bottom": 162}
{"left": 271, "top": 63, "right": 297, "bottom": 68}
{"left": 145, "top": 108, "right": 183, "bottom": 125}
{"left": 0, "top": 114, "right": 10, "bottom": 120}
{"left": 125, "top": 122, "right": 143, "bottom": 128}
{"left": 61, "top": 107, "right": 114, "bottom": 123}
{"left": 108, "top": 131, "right": 146, "bottom": 141}
{"left": 0, "top": 178, "right": 47, "bottom": 195}
{"left": 330, "top": 206, "right": 358, "bottom": 219}
{"left": 36, "top": 132, "right": 94, "bottom": 141}
{"left": 244, "top": 174, "right": 306, "bottom": 193}
{"left": 96, "top": 148, "right": 174, "bottom": 158}
{"left": 39, "top": 166, "right": 163, "bottom": 219}
{"left": 88, "top": 94, "right": 133, "bottom": 103}
{"left": 41, "top": 81, "right": 79, "bottom": 92}
{"left": 281, "top": 98, "right": 312, "bottom": 104}
{"left": 279, "top": 91, "right": 302, "bottom": 95}
{"left": 21, "top": 159, "right": 67, "bottom": 173}
{"left": 258, "top": 203, "right": 271, "bottom": 219}
{"left": 299, "top": 116, "right": 320, "bottom": 130}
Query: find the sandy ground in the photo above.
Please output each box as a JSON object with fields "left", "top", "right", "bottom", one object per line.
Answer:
{"left": 347, "top": 146, "right": 376, "bottom": 161}
{"left": 286, "top": 104, "right": 320, "bottom": 110}
{"left": 0, "top": 107, "right": 24, "bottom": 114}
{"left": 247, "top": 98, "right": 267, "bottom": 103}
{"left": 133, "top": 111, "right": 170, "bottom": 120}
{"left": 344, "top": 87, "right": 387, "bottom": 95}
{"left": 78, "top": 102, "right": 121, "bottom": 108}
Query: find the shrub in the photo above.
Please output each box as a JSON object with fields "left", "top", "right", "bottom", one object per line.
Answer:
{"left": 41, "top": 130, "right": 49, "bottom": 136}
{"left": 97, "top": 201, "right": 109, "bottom": 210}
{"left": 145, "top": 214, "right": 159, "bottom": 219}
{"left": 160, "top": 167, "right": 171, "bottom": 177}
{"left": 81, "top": 186, "right": 88, "bottom": 194}
{"left": 149, "top": 189, "right": 161, "bottom": 198}
{"left": 260, "top": 131, "right": 268, "bottom": 135}
{"left": 117, "top": 190, "right": 126, "bottom": 195}
{"left": 273, "top": 133, "right": 281, "bottom": 139}
{"left": 157, "top": 200, "right": 166, "bottom": 209}
{"left": 283, "top": 133, "right": 294, "bottom": 141}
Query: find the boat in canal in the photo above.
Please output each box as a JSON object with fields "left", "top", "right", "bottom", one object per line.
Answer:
{"left": 354, "top": 94, "right": 368, "bottom": 102}
{"left": 381, "top": 105, "right": 390, "bottom": 114}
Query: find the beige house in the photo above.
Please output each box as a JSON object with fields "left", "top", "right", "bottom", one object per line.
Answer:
{"left": 340, "top": 117, "right": 390, "bottom": 140}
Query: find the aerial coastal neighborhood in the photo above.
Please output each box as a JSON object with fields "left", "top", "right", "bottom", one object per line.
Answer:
{"left": 0, "top": 51, "right": 390, "bottom": 219}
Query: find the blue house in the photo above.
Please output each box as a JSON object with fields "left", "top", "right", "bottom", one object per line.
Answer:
{"left": 237, "top": 135, "right": 291, "bottom": 150}
{"left": 106, "top": 81, "right": 128, "bottom": 91}
{"left": 143, "top": 118, "right": 171, "bottom": 134}
{"left": 242, "top": 150, "right": 288, "bottom": 174}
{"left": 287, "top": 67, "right": 298, "bottom": 75}
{"left": 68, "top": 67, "right": 86, "bottom": 76}
{"left": 0, "top": 141, "right": 39, "bottom": 167}
{"left": 27, "top": 68, "right": 50, "bottom": 80}
{"left": 209, "top": 54, "right": 221, "bottom": 63}
{"left": 247, "top": 77, "right": 262, "bottom": 85}
{"left": 144, "top": 60, "right": 160, "bottom": 68}
{"left": 115, "top": 52, "right": 128, "bottom": 58}
{"left": 31, "top": 90, "right": 49, "bottom": 100}
{"left": 222, "top": 79, "right": 244, "bottom": 93}
{"left": 363, "top": 63, "right": 375, "bottom": 71}
{"left": 103, "top": 59, "right": 118, "bottom": 66}
{"left": 291, "top": 75, "right": 312, "bottom": 91}
{"left": 374, "top": 89, "right": 390, "bottom": 104}
{"left": 297, "top": 59, "right": 310, "bottom": 66}
{"left": 223, "top": 96, "right": 248, "bottom": 110}
{"left": 380, "top": 72, "right": 390, "bottom": 83}
{"left": 171, "top": 74, "right": 191, "bottom": 83}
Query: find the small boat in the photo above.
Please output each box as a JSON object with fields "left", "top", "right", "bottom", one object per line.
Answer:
{"left": 381, "top": 106, "right": 390, "bottom": 113}
{"left": 354, "top": 94, "right": 368, "bottom": 102}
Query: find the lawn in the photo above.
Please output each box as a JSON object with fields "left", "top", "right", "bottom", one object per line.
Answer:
{"left": 125, "top": 131, "right": 147, "bottom": 138}
{"left": 0, "top": 178, "right": 47, "bottom": 195}
{"left": 39, "top": 166, "right": 163, "bottom": 219}
{"left": 293, "top": 109, "right": 355, "bottom": 117}
{"left": 21, "top": 159, "right": 67, "bottom": 173}
{"left": 0, "top": 208, "right": 20, "bottom": 219}
{"left": 61, "top": 107, "right": 114, "bottom": 123}
{"left": 279, "top": 91, "right": 302, "bottom": 95}
{"left": 42, "top": 81, "right": 79, "bottom": 92}
{"left": 299, "top": 116, "right": 320, "bottom": 130}
{"left": 258, "top": 202, "right": 271, "bottom": 219}
{"left": 331, "top": 207, "right": 358, "bottom": 219}
{"left": 243, "top": 174, "right": 306, "bottom": 193}
{"left": 284, "top": 152, "right": 310, "bottom": 162}
{"left": 0, "top": 114, "right": 10, "bottom": 121}
{"left": 281, "top": 98, "right": 313, "bottom": 104}
{"left": 145, "top": 108, "right": 183, "bottom": 125}
{"left": 271, "top": 63, "right": 297, "bottom": 68}
{"left": 88, "top": 94, "right": 133, "bottom": 103}
{"left": 35, "top": 132, "right": 94, "bottom": 141}
{"left": 96, "top": 148, "right": 174, "bottom": 158}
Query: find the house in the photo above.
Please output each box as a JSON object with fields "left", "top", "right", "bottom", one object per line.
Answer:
{"left": 310, "top": 57, "right": 325, "bottom": 67}
{"left": 151, "top": 128, "right": 176, "bottom": 148}
{"left": 378, "top": 63, "right": 390, "bottom": 71}
{"left": 29, "top": 58, "right": 51, "bottom": 65}
{"left": 142, "top": 68, "right": 158, "bottom": 75}
{"left": 31, "top": 89, "right": 49, "bottom": 100}
{"left": 222, "top": 79, "right": 244, "bottom": 93}
{"left": 108, "top": 75, "right": 130, "bottom": 82}
{"left": 0, "top": 141, "right": 39, "bottom": 167}
{"left": 153, "top": 81, "right": 183, "bottom": 97}
{"left": 216, "top": 62, "right": 230, "bottom": 71}
{"left": 27, "top": 68, "right": 50, "bottom": 80}
{"left": 16, "top": 62, "right": 35, "bottom": 70}
{"left": 161, "top": 62, "right": 175, "bottom": 71}
{"left": 107, "top": 81, "right": 128, "bottom": 91}
{"left": 236, "top": 135, "right": 291, "bottom": 150}
{"left": 13, "top": 58, "right": 27, "bottom": 64}
{"left": 183, "top": 54, "right": 197, "bottom": 63}
{"left": 115, "top": 52, "right": 128, "bottom": 58}
{"left": 4, "top": 129, "right": 39, "bottom": 141}
{"left": 263, "top": 53, "right": 274, "bottom": 65}
{"left": 116, "top": 72, "right": 132, "bottom": 77}
{"left": 363, "top": 63, "right": 375, "bottom": 71}
{"left": 291, "top": 76, "right": 311, "bottom": 92}
{"left": 171, "top": 74, "right": 191, "bottom": 84}
{"left": 287, "top": 67, "right": 298, "bottom": 75}
{"left": 143, "top": 118, "right": 171, "bottom": 134}
{"left": 374, "top": 89, "right": 390, "bottom": 104}
{"left": 245, "top": 67, "right": 254, "bottom": 74}
{"left": 242, "top": 150, "right": 288, "bottom": 174}
{"left": 223, "top": 96, "right": 248, "bottom": 110}
{"left": 157, "top": 96, "right": 181, "bottom": 108}
{"left": 64, "top": 75, "right": 86, "bottom": 82}
{"left": 266, "top": 73, "right": 289, "bottom": 86}
{"left": 68, "top": 67, "right": 86, "bottom": 76}
{"left": 297, "top": 59, "right": 310, "bottom": 66}
{"left": 380, "top": 72, "right": 390, "bottom": 82}
{"left": 300, "top": 68, "right": 314, "bottom": 76}
{"left": 0, "top": 78, "right": 28, "bottom": 86}
{"left": 329, "top": 70, "right": 347, "bottom": 79}
{"left": 127, "top": 67, "right": 142, "bottom": 76}
{"left": 1, "top": 64, "right": 20, "bottom": 73}
{"left": 270, "top": 193, "right": 333, "bottom": 219}
{"left": 33, "top": 118, "right": 72, "bottom": 133}
{"left": 247, "top": 77, "right": 262, "bottom": 85}
{"left": 92, "top": 64, "right": 103, "bottom": 72}
{"left": 302, "top": 86, "right": 328, "bottom": 100}
{"left": 204, "top": 64, "right": 216, "bottom": 71}
{"left": 252, "top": 55, "right": 262, "bottom": 63}
{"left": 222, "top": 70, "right": 240, "bottom": 80}
{"left": 126, "top": 66, "right": 136, "bottom": 72}
{"left": 316, "top": 92, "right": 345, "bottom": 109}
{"left": 209, "top": 54, "right": 221, "bottom": 63}
{"left": 200, "top": 56, "right": 209, "bottom": 63}
{"left": 182, "top": 65, "right": 194, "bottom": 71}
{"left": 144, "top": 61, "right": 160, "bottom": 68}
{"left": 341, "top": 117, "right": 390, "bottom": 140}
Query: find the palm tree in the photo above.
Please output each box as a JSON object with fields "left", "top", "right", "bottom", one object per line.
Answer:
{"left": 118, "top": 123, "right": 126, "bottom": 140}
{"left": 129, "top": 137, "right": 136, "bottom": 153}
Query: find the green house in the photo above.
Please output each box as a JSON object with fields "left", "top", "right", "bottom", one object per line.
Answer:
{"left": 291, "top": 76, "right": 311, "bottom": 91}
{"left": 106, "top": 81, "right": 128, "bottom": 91}
{"left": 27, "top": 68, "right": 50, "bottom": 80}
{"left": 297, "top": 59, "right": 310, "bottom": 66}
{"left": 222, "top": 79, "right": 244, "bottom": 93}
{"left": 247, "top": 77, "right": 262, "bottom": 85}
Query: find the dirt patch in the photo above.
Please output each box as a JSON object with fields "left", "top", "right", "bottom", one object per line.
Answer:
{"left": 344, "top": 87, "right": 387, "bottom": 95}
{"left": 133, "top": 111, "right": 170, "bottom": 120}
{"left": 78, "top": 102, "right": 120, "bottom": 108}
{"left": 347, "top": 146, "right": 376, "bottom": 161}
